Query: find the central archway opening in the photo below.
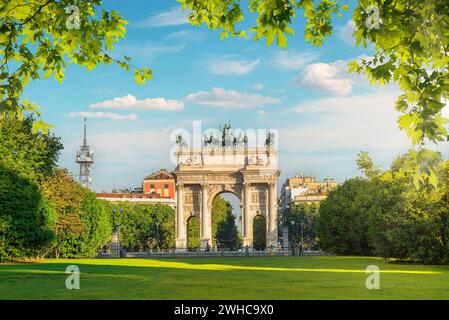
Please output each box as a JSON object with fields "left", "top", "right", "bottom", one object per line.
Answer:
{"left": 211, "top": 192, "right": 242, "bottom": 251}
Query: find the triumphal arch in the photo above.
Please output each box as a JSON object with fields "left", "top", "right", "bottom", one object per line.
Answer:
{"left": 173, "top": 127, "right": 280, "bottom": 251}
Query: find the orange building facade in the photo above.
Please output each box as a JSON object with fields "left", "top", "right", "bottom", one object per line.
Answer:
{"left": 96, "top": 169, "right": 176, "bottom": 207}
{"left": 142, "top": 169, "right": 175, "bottom": 199}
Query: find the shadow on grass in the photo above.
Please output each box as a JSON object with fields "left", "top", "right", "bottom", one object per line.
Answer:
{"left": 1, "top": 258, "right": 449, "bottom": 300}
{"left": 0, "top": 256, "right": 445, "bottom": 275}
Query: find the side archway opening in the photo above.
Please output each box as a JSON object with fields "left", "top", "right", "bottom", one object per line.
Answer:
{"left": 187, "top": 215, "right": 200, "bottom": 251}
{"left": 253, "top": 215, "right": 266, "bottom": 251}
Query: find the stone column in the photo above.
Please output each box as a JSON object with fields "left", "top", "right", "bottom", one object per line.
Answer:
{"left": 243, "top": 182, "right": 252, "bottom": 248}
{"left": 175, "top": 183, "right": 186, "bottom": 251}
{"left": 267, "top": 182, "right": 278, "bottom": 249}
{"left": 200, "top": 184, "right": 211, "bottom": 250}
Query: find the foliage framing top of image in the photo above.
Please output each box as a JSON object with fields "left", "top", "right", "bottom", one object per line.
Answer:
{"left": 180, "top": 0, "right": 449, "bottom": 147}
{"left": 179, "top": 0, "right": 449, "bottom": 187}
{"left": 0, "top": 0, "right": 152, "bottom": 131}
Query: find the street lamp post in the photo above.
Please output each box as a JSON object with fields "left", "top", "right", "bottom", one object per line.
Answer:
{"left": 111, "top": 208, "right": 125, "bottom": 256}
{"left": 155, "top": 221, "right": 160, "bottom": 251}
{"left": 290, "top": 220, "right": 295, "bottom": 255}
{"left": 301, "top": 224, "right": 304, "bottom": 256}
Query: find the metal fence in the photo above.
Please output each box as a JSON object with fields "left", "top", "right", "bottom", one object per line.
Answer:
{"left": 97, "top": 249, "right": 325, "bottom": 259}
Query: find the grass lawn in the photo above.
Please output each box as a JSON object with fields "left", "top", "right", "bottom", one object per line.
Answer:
{"left": 1, "top": 256, "right": 449, "bottom": 299}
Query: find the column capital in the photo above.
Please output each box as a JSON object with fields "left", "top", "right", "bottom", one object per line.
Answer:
{"left": 176, "top": 182, "right": 184, "bottom": 188}
{"left": 243, "top": 182, "right": 251, "bottom": 188}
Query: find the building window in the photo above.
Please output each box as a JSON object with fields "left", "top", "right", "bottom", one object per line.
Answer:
{"left": 164, "top": 184, "right": 169, "bottom": 189}
{"left": 150, "top": 184, "right": 155, "bottom": 189}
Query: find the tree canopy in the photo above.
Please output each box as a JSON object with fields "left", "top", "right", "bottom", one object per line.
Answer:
{"left": 317, "top": 150, "right": 449, "bottom": 264}
{"left": 40, "top": 168, "right": 110, "bottom": 258}
{"left": 187, "top": 215, "right": 200, "bottom": 250}
{"left": 316, "top": 178, "right": 376, "bottom": 255}
{"left": 0, "top": 163, "right": 56, "bottom": 261}
{"left": 0, "top": 115, "right": 60, "bottom": 261}
{"left": 282, "top": 203, "right": 320, "bottom": 250}
{"left": 2, "top": 0, "right": 448, "bottom": 150}
{"left": 105, "top": 202, "right": 175, "bottom": 251}
{"left": 0, "top": 0, "right": 151, "bottom": 130}
{"left": 0, "top": 116, "right": 111, "bottom": 261}
{"left": 0, "top": 115, "right": 62, "bottom": 179}
{"left": 253, "top": 215, "right": 266, "bottom": 251}
{"left": 211, "top": 196, "right": 241, "bottom": 250}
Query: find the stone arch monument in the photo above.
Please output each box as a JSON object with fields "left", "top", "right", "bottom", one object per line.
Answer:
{"left": 173, "top": 144, "right": 280, "bottom": 251}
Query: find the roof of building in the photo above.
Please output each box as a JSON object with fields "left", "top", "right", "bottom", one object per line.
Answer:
{"left": 96, "top": 192, "right": 161, "bottom": 199}
{"left": 143, "top": 169, "right": 174, "bottom": 181}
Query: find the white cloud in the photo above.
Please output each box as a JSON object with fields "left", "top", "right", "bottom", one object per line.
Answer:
{"left": 253, "top": 83, "right": 264, "bottom": 90}
{"left": 274, "top": 91, "right": 409, "bottom": 183}
{"left": 257, "top": 110, "right": 267, "bottom": 117}
{"left": 134, "top": 7, "right": 189, "bottom": 28}
{"left": 115, "top": 44, "right": 184, "bottom": 59}
{"left": 270, "top": 88, "right": 286, "bottom": 94}
{"left": 280, "top": 90, "right": 449, "bottom": 177}
{"left": 90, "top": 130, "right": 171, "bottom": 164}
{"left": 166, "top": 30, "right": 190, "bottom": 38}
{"left": 166, "top": 30, "right": 205, "bottom": 42}
{"left": 208, "top": 58, "right": 260, "bottom": 75}
{"left": 443, "top": 104, "right": 449, "bottom": 118}
{"left": 185, "top": 87, "right": 281, "bottom": 109}
{"left": 90, "top": 94, "right": 184, "bottom": 112}
{"left": 66, "top": 111, "right": 138, "bottom": 121}
{"left": 293, "top": 92, "right": 391, "bottom": 114}
{"left": 275, "top": 52, "right": 319, "bottom": 70}
{"left": 59, "top": 124, "right": 190, "bottom": 192}
{"left": 285, "top": 91, "right": 449, "bottom": 153}
{"left": 338, "top": 20, "right": 356, "bottom": 45}
{"left": 286, "top": 91, "right": 410, "bottom": 152}
{"left": 88, "top": 129, "right": 173, "bottom": 191}
{"left": 296, "top": 62, "right": 353, "bottom": 95}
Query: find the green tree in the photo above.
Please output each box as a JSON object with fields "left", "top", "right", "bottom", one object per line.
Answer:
{"left": 0, "top": 163, "right": 56, "bottom": 261}
{"left": 215, "top": 213, "right": 241, "bottom": 250}
{"left": 80, "top": 193, "right": 110, "bottom": 256}
{"left": 253, "top": 215, "right": 266, "bottom": 251}
{"left": 0, "top": 115, "right": 62, "bottom": 179}
{"left": 150, "top": 204, "right": 176, "bottom": 251}
{"left": 365, "top": 152, "right": 449, "bottom": 264}
{"left": 106, "top": 202, "right": 175, "bottom": 251}
{"left": 41, "top": 168, "right": 110, "bottom": 258}
{"left": 0, "top": 0, "right": 152, "bottom": 125}
{"left": 109, "top": 202, "right": 152, "bottom": 251}
{"left": 316, "top": 178, "right": 376, "bottom": 255}
{"left": 212, "top": 196, "right": 241, "bottom": 250}
{"left": 282, "top": 203, "right": 320, "bottom": 250}
{"left": 319, "top": 150, "right": 449, "bottom": 263}
{"left": 212, "top": 196, "right": 228, "bottom": 244}
{"left": 0, "top": 115, "right": 62, "bottom": 261}
{"left": 356, "top": 151, "right": 381, "bottom": 180}
{"left": 187, "top": 215, "right": 200, "bottom": 251}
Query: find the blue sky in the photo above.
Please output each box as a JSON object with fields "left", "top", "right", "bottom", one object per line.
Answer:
{"left": 23, "top": 0, "right": 449, "bottom": 192}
